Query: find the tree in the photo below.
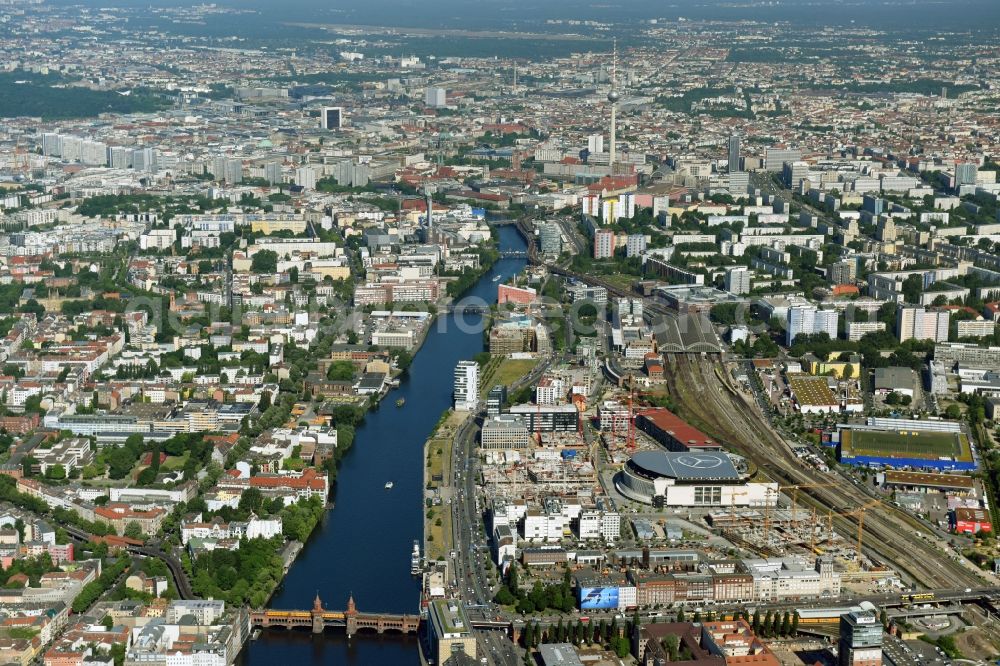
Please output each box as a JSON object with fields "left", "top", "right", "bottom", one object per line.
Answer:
{"left": 495, "top": 586, "right": 515, "bottom": 605}
{"left": 250, "top": 250, "right": 278, "bottom": 274}
{"left": 20, "top": 456, "right": 37, "bottom": 478}
{"left": 45, "top": 464, "right": 66, "bottom": 480}
{"left": 508, "top": 563, "right": 520, "bottom": 596}
{"left": 663, "top": 634, "right": 680, "bottom": 661}
{"left": 238, "top": 487, "right": 265, "bottom": 515}
{"left": 676, "top": 608, "right": 685, "bottom": 623}
{"left": 612, "top": 635, "right": 630, "bottom": 658}
{"left": 791, "top": 613, "right": 799, "bottom": 636}
{"left": 124, "top": 521, "right": 143, "bottom": 540}
{"left": 945, "top": 404, "right": 962, "bottom": 419}
{"left": 842, "top": 364, "right": 854, "bottom": 379}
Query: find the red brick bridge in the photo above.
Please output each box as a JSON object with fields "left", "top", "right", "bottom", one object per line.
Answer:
{"left": 250, "top": 594, "right": 421, "bottom": 637}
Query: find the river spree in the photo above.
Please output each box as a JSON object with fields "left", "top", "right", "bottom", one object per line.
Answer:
{"left": 239, "top": 225, "right": 527, "bottom": 665}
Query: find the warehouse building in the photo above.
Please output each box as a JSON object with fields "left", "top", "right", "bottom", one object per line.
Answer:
{"left": 635, "top": 408, "right": 721, "bottom": 452}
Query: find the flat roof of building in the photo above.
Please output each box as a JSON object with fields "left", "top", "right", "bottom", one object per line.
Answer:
{"left": 787, "top": 373, "right": 838, "bottom": 407}
{"left": 883, "top": 470, "right": 974, "bottom": 490}
{"left": 538, "top": 644, "right": 585, "bottom": 666}
{"left": 637, "top": 408, "right": 718, "bottom": 449}
{"left": 429, "top": 599, "right": 472, "bottom": 637}
{"left": 628, "top": 451, "right": 740, "bottom": 482}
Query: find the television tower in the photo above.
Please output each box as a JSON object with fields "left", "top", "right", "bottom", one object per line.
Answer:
{"left": 608, "top": 39, "right": 620, "bottom": 172}
{"left": 423, "top": 184, "right": 433, "bottom": 229}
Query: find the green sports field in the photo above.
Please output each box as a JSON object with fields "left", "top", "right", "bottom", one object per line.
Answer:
{"left": 842, "top": 428, "right": 970, "bottom": 461}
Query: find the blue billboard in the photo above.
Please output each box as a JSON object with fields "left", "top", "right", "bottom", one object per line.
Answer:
{"left": 579, "top": 586, "right": 619, "bottom": 610}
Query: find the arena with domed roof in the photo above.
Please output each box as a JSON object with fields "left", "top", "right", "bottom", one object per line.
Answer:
{"left": 614, "top": 451, "right": 777, "bottom": 507}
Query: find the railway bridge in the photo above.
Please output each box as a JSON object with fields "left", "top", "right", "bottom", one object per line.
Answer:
{"left": 250, "top": 594, "right": 420, "bottom": 638}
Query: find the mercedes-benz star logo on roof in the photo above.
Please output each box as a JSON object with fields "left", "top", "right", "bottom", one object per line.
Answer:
{"left": 676, "top": 454, "right": 723, "bottom": 469}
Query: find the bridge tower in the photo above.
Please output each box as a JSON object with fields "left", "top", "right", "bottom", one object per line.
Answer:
{"left": 344, "top": 594, "right": 358, "bottom": 638}
{"left": 311, "top": 592, "right": 325, "bottom": 634}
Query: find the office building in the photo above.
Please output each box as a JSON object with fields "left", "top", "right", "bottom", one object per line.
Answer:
{"left": 508, "top": 404, "right": 579, "bottom": 432}
{"left": 539, "top": 223, "right": 562, "bottom": 255}
{"left": 453, "top": 360, "right": 479, "bottom": 411}
{"left": 838, "top": 610, "right": 882, "bottom": 666}
{"left": 320, "top": 106, "right": 342, "bottom": 130}
{"left": 783, "top": 161, "right": 809, "bottom": 188}
{"left": 428, "top": 599, "right": 476, "bottom": 665}
{"left": 587, "top": 134, "right": 604, "bottom": 155}
{"left": 486, "top": 385, "right": 507, "bottom": 417}
{"left": 725, "top": 266, "right": 750, "bottom": 295}
{"left": 897, "top": 307, "right": 949, "bottom": 343}
{"left": 786, "top": 306, "right": 838, "bottom": 345}
{"left": 955, "top": 161, "right": 977, "bottom": 188}
{"left": 934, "top": 343, "right": 1000, "bottom": 368}
{"left": 728, "top": 171, "right": 750, "bottom": 196}
{"left": 480, "top": 414, "right": 531, "bottom": 450}
{"left": 594, "top": 228, "right": 615, "bottom": 259}
{"left": 626, "top": 234, "right": 647, "bottom": 258}
{"left": 764, "top": 147, "right": 801, "bottom": 172}
{"left": 728, "top": 135, "right": 741, "bottom": 172}
{"left": 862, "top": 194, "right": 885, "bottom": 216}
{"left": 425, "top": 87, "right": 447, "bottom": 108}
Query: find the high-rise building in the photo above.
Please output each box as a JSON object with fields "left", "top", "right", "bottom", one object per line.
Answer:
{"left": 594, "top": 228, "right": 615, "bottom": 259}
{"left": 728, "top": 171, "right": 750, "bottom": 197}
{"left": 320, "top": 107, "right": 342, "bottom": 130}
{"left": 425, "top": 87, "right": 447, "bottom": 108}
{"left": 897, "top": 307, "right": 949, "bottom": 343}
{"left": 787, "top": 306, "right": 838, "bottom": 345}
{"left": 454, "top": 361, "right": 479, "bottom": 411}
{"left": 539, "top": 223, "right": 562, "bottom": 255}
{"left": 212, "top": 157, "right": 243, "bottom": 185}
{"left": 862, "top": 194, "right": 885, "bottom": 216}
{"left": 625, "top": 234, "right": 646, "bottom": 258}
{"left": 486, "top": 385, "right": 507, "bottom": 417}
{"left": 108, "top": 146, "right": 130, "bottom": 170}
{"left": 264, "top": 163, "right": 283, "bottom": 185}
{"left": 295, "top": 167, "right": 317, "bottom": 190}
{"left": 838, "top": 610, "right": 882, "bottom": 666}
{"left": 727, "top": 135, "right": 741, "bottom": 172}
{"left": 876, "top": 217, "right": 896, "bottom": 242}
{"left": 764, "top": 147, "right": 802, "bottom": 172}
{"left": 829, "top": 260, "right": 857, "bottom": 285}
{"left": 783, "top": 161, "right": 810, "bottom": 188}
{"left": 955, "top": 161, "right": 977, "bottom": 188}
{"left": 725, "top": 266, "right": 751, "bottom": 295}
{"left": 587, "top": 134, "right": 604, "bottom": 155}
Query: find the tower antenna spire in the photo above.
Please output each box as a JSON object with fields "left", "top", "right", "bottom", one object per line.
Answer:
{"left": 608, "top": 39, "right": 620, "bottom": 172}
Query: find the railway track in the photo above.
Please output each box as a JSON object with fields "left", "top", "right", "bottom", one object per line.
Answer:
{"left": 661, "top": 355, "right": 985, "bottom": 590}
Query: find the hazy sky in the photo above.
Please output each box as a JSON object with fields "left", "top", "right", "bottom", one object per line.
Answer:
{"left": 61, "top": 0, "right": 1000, "bottom": 31}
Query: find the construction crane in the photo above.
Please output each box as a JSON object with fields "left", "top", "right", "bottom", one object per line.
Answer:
{"left": 783, "top": 482, "right": 839, "bottom": 521}
{"left": 763, "top": 482, "right": 838, "bottom": 542}
{"left": 841, "top": 499, "right": 881, "bottom": 559}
